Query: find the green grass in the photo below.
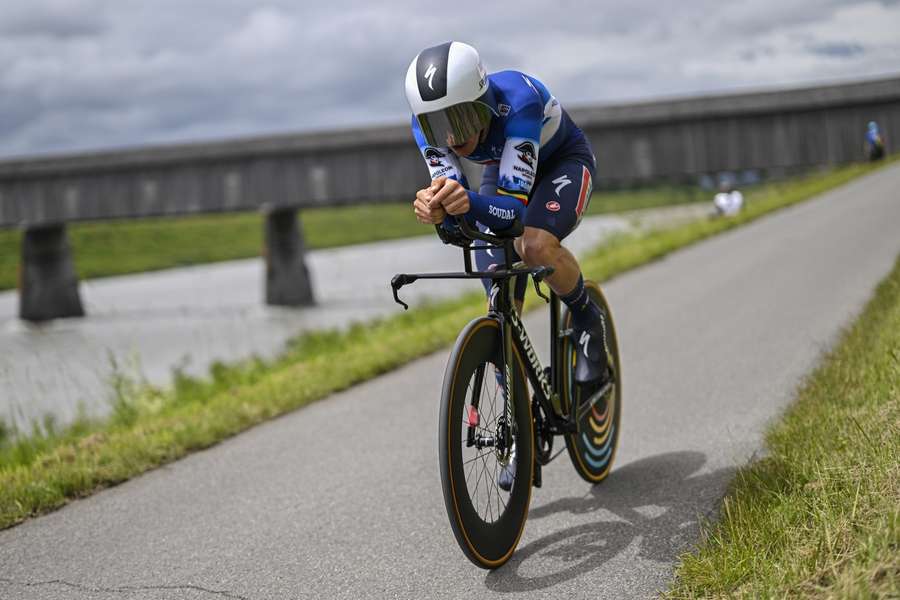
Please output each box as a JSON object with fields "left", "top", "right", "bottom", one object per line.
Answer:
{"left": 0, "top": 184, "right": 709, "bottom": 291}
{"left": 666, "top": 254, "right": 900, "bottom": 599}
{"left": 0, "top": 159, "right": 893, "bottom": 530}
{"left": 584, "top": 185, "right": 707, "bottom": 215}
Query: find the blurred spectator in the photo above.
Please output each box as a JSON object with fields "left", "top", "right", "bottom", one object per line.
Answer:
{"left": 698, "top": 173, "right": 715, "bottom": 191}
{"left": 713, "top": 181, "right": 744, "bottom": 217}
{"left": 739, "top": 169, "right": 761, "bottom": 186}
{"left": 866, "top": 121, "right": 885, "bottom": 161}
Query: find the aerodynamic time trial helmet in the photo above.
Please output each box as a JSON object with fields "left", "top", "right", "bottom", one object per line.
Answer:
{"left": 405, "top": 41, "right": 493, "bottom": 147}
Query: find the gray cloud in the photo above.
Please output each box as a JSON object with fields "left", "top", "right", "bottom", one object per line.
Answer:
{"left": 0, "top": 2, "right": 107, "bottom": 38}
{"left": 0, "top": 0, "right": 898, "bottom": 158}
{"left": 807, "top": 42, "right": 866, "bottom": 57}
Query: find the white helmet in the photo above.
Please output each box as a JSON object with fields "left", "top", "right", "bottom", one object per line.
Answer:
{"left": 405, "top": 41, "right": 493, "bottom": 147}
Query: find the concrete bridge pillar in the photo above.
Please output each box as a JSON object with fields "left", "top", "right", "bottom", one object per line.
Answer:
{"left": 264, "top": 207, "right": 314, "bottom": 306}
{"left": 19, "top": 224, "right": 85, "bottom": 321}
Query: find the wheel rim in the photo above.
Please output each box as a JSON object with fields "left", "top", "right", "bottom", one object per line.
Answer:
{"left": 441, "top": 318, "right": 534, "bottom": 568}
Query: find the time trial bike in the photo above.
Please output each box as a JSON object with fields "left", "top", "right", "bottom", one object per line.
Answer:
{"left": 390, "top": 217, "right": 621, "bottom": 569}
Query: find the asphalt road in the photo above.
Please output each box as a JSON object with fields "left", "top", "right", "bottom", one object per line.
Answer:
{"left": 1, "top": 164, "right": 898, "bottom": 599}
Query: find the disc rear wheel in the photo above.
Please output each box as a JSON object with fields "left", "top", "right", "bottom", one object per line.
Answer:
{"left": 560, "top": 281, "right": 622, "bottom": 483}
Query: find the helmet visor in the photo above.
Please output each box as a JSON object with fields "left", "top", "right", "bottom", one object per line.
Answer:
{"left": 416, "top": 101, "right": 492, "bottom": 147}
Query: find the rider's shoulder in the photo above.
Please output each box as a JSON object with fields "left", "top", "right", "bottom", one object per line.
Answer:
{"left": 489, "top": 70, "right": 548, "bottom": 109}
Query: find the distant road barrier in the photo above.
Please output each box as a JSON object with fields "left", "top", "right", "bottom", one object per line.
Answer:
{"left": 1, "top": 75, "right": 897, "bottom": 320}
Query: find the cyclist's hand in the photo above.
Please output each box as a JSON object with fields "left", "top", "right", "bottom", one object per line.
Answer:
{"left": 431, "top": 178, "right": 469, "bottom": 215}
{"left": 414, "top": 188, "right": 446, "bottom": 224}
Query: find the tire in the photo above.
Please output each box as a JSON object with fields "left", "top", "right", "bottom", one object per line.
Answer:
{"left": 560, "top": 280, "right": 622, "bottom": 484}
{"left": 439, "top": 316, "right": 533, "bottom": 569}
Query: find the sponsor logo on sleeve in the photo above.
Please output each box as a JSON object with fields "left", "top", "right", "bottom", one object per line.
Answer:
{"left": 514, "top": 141, "right": 536, "bottom": 168}
{"left": 510, "top": 165, "right": 534, "bottom": 182}
{"left": 545, "top": 200, "right": 560, "bottom": 212}
{"left": 424, "top": 147, "right": 446, "bottom": 167}
{"left": 488, "top": 205, "right": 516, "bottom": 220}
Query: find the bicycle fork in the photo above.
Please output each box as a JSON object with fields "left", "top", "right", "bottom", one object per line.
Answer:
{"left": 496, "top": 280, "right": 516, "bottom": 469}
{"left": 465, "top": 281, "right": 516, "bottom": 465}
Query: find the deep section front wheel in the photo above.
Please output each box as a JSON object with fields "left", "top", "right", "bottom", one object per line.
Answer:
{"left": 560, "top": 280, "right": 622, "bottom": 484}
{"left": 439, "top": 316, "right": 533, "bottom": 569}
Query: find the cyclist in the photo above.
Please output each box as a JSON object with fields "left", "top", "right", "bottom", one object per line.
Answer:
{"left": 866, "top": 121, "right": 885, "bottom": 161}
{"left": 405, "top": 42, "right": 611, "bottom": 418}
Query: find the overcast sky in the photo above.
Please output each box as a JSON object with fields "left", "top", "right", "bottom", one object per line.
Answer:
{"left": 1, "top": 0, "right": 898, "bottom": 159}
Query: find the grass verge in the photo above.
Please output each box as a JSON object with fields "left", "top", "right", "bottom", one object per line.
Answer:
{"left": 0, "top": 185, "right": 708, "bottom": 291}
{"left": 666, "top": 253, "right": 900, "bottom": 599}
{"left": 0, "top": 159, "right": 893, "bottom": 530}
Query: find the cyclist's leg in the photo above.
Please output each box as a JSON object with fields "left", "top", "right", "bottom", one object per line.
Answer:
{"left": 517, "top": 156, "right": 610, "bottom": 384}
{"left": 515, "top": 155, "right": 593, "bottom": 292}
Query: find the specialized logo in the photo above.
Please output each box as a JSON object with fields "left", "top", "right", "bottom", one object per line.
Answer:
{"left": 489, "top": 281, "right": 502, "bottom": 309}
{"left": 514, "top": 141, "right": 536, "bottom": 168}
{"left": 508, "top": 309, "right": 553, "bottom": 401}
{"left": 424, "top": 147, "right": 445, "bottom": 167}
{"left": 424, "top": 64, "right": 437, "bottom": 90}
{"left": 545, "top": 200, "right": 560, "bottom": 212}
{"left": 598, "top": 312, "right": 610, "bottom": 357}
{"left": 416, "top": 42, "right": 450, "bottom": 101}
{"left": 504, "top": 363, "right": 512, "bottom": 403}
{"left": 579, "top": 331, "right": 591, "bottom": 358}
{"left": 552, "top": 174, "right": 571, "bottom": 196}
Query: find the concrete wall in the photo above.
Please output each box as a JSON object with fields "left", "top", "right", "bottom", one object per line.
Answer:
{"left": 572, "top": 76, "right": 900, "bottom": 183}
{"left": 0, "top": 128, "right": 423, "bottom": 227}
{"left": 1, "top": 75, "right": 897, "bottom": 228}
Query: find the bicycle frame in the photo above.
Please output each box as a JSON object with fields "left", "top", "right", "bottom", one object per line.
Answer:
{"left": 486, "top": 273, "right": 576, "bottom": 435}
{"left": 390, "top": 220, "right": 577, "bottom": 439}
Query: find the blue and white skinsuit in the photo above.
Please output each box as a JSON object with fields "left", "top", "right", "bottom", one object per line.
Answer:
{"left": 411, "top": 70, "right": 596, "bottom": 297}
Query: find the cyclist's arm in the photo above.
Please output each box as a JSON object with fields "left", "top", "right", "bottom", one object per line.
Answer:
{"left": 443, "top": 162, "right": 521, "bottom": 230}
{"left": 411, "top": 117, "right": 470, "bottom": 188}
{"left": 479, "top": 163, "right": 499, "bottom": 196}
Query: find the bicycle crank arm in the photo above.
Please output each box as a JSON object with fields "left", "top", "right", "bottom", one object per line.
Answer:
{"left": 576, "top": 380, "right": 614, "bottom": 423}
{"left": 547, "top": 417, "right": 578, "bottom": 435}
